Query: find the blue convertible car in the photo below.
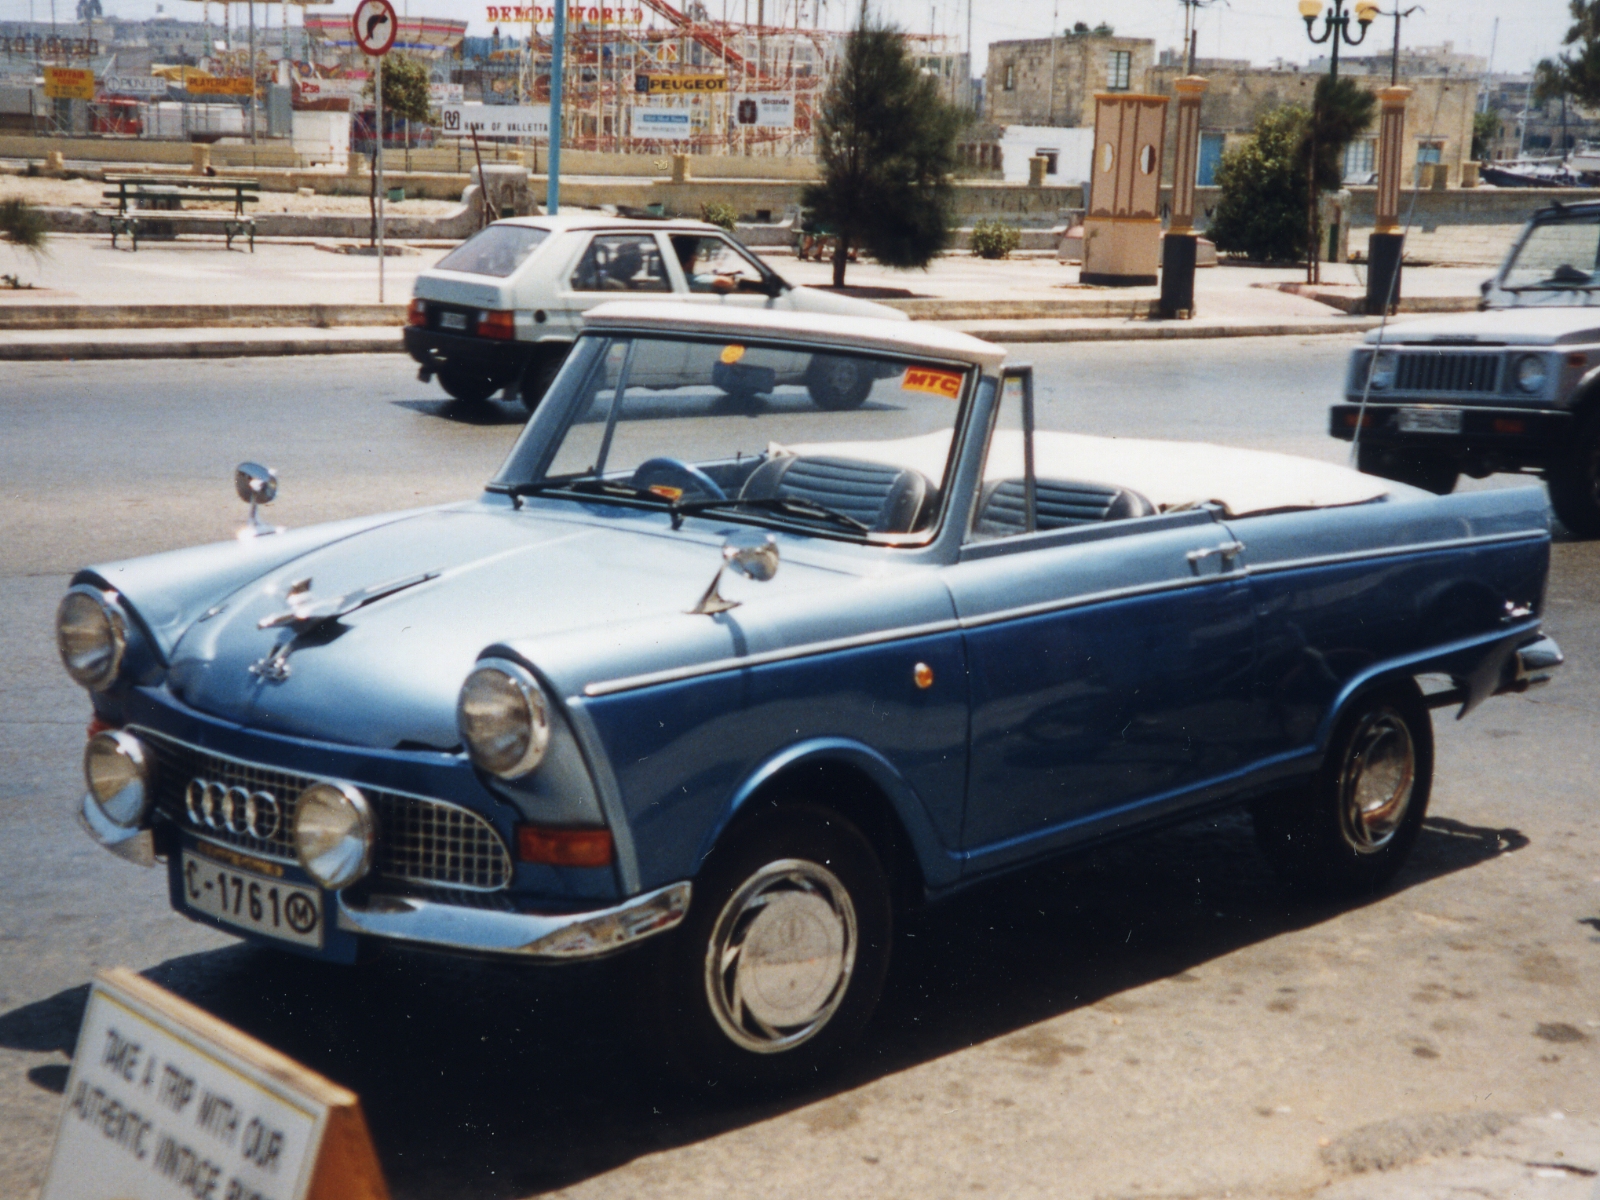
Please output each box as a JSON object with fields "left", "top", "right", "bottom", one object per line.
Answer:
{"left": 60, "top": 304, "right": 1561, "bottom": 1086}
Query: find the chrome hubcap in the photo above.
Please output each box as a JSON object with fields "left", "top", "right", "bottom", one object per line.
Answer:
{"left": 1337, "top": 708, "right": 1415, "bottom": 853}
{"left": 704, "top": 858, "right": 857, "bottom": 1054}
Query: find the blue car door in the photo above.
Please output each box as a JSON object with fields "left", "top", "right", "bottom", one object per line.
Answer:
{"left": 947, "top": 512, "right": 1257, "bottom": 875}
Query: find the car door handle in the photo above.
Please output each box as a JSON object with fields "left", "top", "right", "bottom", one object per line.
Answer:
{"left": 1186, "top": 541, "right": 1246, "bottom": 574}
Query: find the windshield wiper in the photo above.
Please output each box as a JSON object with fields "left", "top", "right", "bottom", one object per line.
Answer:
{"left": 508, "top": 478, "right": 675, "bottom": 507}
{"left": 674, "top": 495, "right": 871, "bottom": 534}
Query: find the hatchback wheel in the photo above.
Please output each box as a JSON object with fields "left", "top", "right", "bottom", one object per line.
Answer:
{"left": 436, "top": 365, "right": 499, "bottom": 405}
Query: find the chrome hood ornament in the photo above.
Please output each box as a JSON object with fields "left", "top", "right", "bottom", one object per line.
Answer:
{"left": 250, "top": 570, "right": 440, "bottom": 682}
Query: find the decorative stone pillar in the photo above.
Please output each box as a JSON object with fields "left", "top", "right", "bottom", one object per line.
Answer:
{"left": 1366, "top": 85, "right": 1411, "bottom": 315}
{"left": 1160, "top": 75, "right": 1207, "bottom": 319}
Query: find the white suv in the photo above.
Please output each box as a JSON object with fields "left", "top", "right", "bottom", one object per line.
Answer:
{"left": 405, "top": 213, "right": 908, "bottom": 412}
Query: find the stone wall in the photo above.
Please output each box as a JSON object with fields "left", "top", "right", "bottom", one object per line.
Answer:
{"left": 987, "top": 34, "right": 1156, "bottom": 128}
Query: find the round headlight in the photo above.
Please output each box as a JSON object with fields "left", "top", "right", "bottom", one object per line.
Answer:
{"left": 83, "top": 730, "right": 152, "bottom": 829}
{"left": 1368, "top": 350, "right": 1397, "bottom": 390}
{"left": 457, "top": 661, "right": 550, "bottom": 780}
{"left": 1515, "top": 354, "right": 1548, "bottom": 394}
{"left": 294, "top": 782, "right": 375, "bottom": 890}
{"left": 57, "top": 589, "right": 127, "bottom": 691}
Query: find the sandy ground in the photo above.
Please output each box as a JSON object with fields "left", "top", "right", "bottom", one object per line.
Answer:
{"left": 0, "top": 173, "right": 462, "bottom": 215}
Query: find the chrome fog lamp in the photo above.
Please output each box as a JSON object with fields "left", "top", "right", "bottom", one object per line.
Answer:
{"left": 457, "top": 660, "right": 550, "bottom": 779}
{"left": 56, "top": 589, "right": 127, "bottom": 691}
{"left": 1515, "top": 354, "right": 1548, "bottom": 394}
{"left": 294, "top": 782, "right": 375, "bottom": 889}
{"left": 1368, "top": 350, "right": 1397, "bottom": 390}
{"left": 83, "top": 730, "right": 153, "bottom": 829}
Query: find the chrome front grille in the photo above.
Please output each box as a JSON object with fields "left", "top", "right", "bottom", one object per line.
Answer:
{"left": 1395, "top": 352, "right": 1502, "bottom": 394}
{"left": 137, "top": 727, "right": 513, "bottom": 892}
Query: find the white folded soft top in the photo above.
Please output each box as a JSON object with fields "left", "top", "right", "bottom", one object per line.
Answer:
{"left": 777, "top": 430, "right": 1390, "bottom": 518}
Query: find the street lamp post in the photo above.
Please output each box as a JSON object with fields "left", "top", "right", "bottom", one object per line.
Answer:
{"left": 1296, "top": 0, "right": 1377, "bottom": 283}
{"left": 1364, "top": 5, "right": 1421, "bottom": 314}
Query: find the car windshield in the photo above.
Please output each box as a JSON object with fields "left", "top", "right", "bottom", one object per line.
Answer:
{"left": 435, "top": 225, "right": 549, "bottom": 277}
{"left": 1502, "top": 213, "right": 1600, "bottom": 291}
{"left": 493, "top": 332, "right": 975, "bottom": 543}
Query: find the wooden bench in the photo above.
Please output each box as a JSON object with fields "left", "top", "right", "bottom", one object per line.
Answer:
{"left": 101, "top": 175, "right": 260, "bottom": 252}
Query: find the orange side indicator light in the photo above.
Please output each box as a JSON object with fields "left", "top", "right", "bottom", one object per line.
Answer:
{"left": 516, "top": 825, "right": 614, "bottom": 867}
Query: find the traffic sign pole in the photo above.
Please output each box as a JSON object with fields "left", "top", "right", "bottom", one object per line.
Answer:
{"left": 352, "top": 0, "right": 398, "bottom": 303}
{"left": 547, "top": 0, "right": 565, "bottom": 215}
{"left": 376, "top": 51, "right": 384, "bottom": 302}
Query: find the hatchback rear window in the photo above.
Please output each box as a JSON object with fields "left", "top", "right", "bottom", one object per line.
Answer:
{"left": 436, "top": 225, "right": 550, "bottom": 277}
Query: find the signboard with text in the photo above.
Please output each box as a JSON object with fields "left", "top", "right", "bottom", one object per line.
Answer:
{"left": 185, "top": 75, "right": 254, "bottom": 96}
{"left": 733, "top": 93, "right": 793, "bottom": 128}
{"left": 39, "top": 968, "right": 387, "bottom": 1200}
{"left": 43, "top": 66, "right": 95, "bottom": 101}
{"left": 440, "top": 102, "right": 549, "bottom": 138}
{"left": 635, "top": 72, "right": 726, "bottom": 95}
{"left": 428, "top": 81, "right": 464, "bottom": 105}
{"left": 630, "top": 106, "right": 693, "bottom": 139}
{"left": 102, "top": 75, "right": 169, "bottom": 97}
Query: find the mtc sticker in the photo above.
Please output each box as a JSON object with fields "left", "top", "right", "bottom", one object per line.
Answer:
{"left": 720, "top": 344, "right": 745, "bottom": 364}
{"left": 902, "top": 366, "right": 963, "bottom": 399}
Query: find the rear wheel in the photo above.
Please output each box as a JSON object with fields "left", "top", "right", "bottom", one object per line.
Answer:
{"left": 649, "top": 803, "right": 892, "bottom": 1093}
{"left": 519, "top": 347, "right": 569, "bottom": 414}
{"left": 1356, "top": 443, "right": 1460, "bottom": 495}
{"left": 805, "top": 355, "right": 875, "bottom": 411}
{"left": 1546, "top": 410, "right": 1600, "bottom": 537}
{"left": 435, "top": 365, "right": 498, "bottom": 405}
{"left": 1252, "top": 682, "right": 1432, "bottom": 896}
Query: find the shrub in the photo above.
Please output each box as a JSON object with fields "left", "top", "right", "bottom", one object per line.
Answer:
{"left": 969, "top": 217, "right": 1021, "bottom": 259}
{"left": 1207, "top": 106, "right": 1309, "bottom": 263}
{"left": 699, "top": 201, "right": 738, "bottom": 232}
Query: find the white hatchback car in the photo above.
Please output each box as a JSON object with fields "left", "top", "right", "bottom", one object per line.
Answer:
{"left": 405, "top": 213, "right": 908, "bottom": 411}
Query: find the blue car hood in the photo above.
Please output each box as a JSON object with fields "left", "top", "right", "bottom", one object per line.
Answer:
{"left": 164, "top": 503, "right": 853, "bottom": 750}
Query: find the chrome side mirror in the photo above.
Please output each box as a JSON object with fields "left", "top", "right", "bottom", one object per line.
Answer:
{"left": 234, "top": 461, "right": 284, "bottom": 539}
{"left": 690, "top": 533, "right": 779, "bottom": 615}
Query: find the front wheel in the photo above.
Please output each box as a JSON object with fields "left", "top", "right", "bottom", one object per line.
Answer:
{"left": 1252, "top": 682, "right": 1433, "bottom": 896}
{"left": 805, "top": 355, "right": 874, "bottom": 411}
{"left": 1546, "top": 410, "right": 1600, "bottom": 537}
{"left": 1356, "top": 443, "right": 1460, "bottom": 495}
{"left": 649, "top": 803, "right": 892, "bottom": 1092}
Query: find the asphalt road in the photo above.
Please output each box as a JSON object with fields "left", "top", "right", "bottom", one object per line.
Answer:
{"left": 4, "top": 339, "right": 1599, "bottom": 1200}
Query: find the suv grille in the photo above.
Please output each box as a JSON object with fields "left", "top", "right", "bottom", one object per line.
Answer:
{"left": 137, "top": 728, "right": 513, "bottom": 892}
{"left": 1395, "top": 352, "right": 1502, "bottom": 394}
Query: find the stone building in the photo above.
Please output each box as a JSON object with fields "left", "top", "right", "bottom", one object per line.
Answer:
{"left": 1145, "top": 60, "right": 1479, "bottom": 188}
{"left": 986, "top": 29, "right": 1156, "bottom": 128}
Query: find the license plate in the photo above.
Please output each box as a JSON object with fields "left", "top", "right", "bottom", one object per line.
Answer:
{"left": 180, "top": 848, "right": 324, "bottom": 949}
{"left": 1396, "top": 407, "right": 1463, "bottom": 434}
{"left": 439, "top": 311, "right": 467, "bottom": 330}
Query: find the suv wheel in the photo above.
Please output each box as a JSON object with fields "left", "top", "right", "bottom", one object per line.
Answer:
{"left": 1356, "top": 443, "right": 1460, "bottom": 495}
{"left": 650, "top": 803, "right": 892, "bottom": 1092}
{"left": 1547, "top": 410, "right": 1600, "bottom": 537}
{"left": 805, "top": 355, "right": 874, "bottom": 411}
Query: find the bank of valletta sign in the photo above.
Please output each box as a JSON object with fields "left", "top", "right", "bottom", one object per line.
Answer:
{"left": 38, "top": 968, "right": 387, "bottom": 1200}
{"left": 440, "top": 101, "right": 550, "bottom": 138}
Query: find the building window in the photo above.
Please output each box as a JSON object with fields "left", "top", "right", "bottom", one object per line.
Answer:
{"left": 1344, "top": 137, "right": 1375, "bottom": 181}
{"left": 1003, "top": 62, "right": 1016, "bottom": 91}
{"left": 1416, "top": 140, "right": 1444, "bottom": 165}
{"left": 1107, "top": 50, "right": 1131, "bottom": 90}
{"left": 1034, "top": 148, "right": 1059, "bottom": 174}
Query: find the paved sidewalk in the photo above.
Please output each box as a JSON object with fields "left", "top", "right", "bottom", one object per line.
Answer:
{"left": 0, "top": 232, "right": 1491, "bottom": 358}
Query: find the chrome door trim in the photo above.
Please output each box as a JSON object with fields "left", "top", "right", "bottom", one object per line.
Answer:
{"left": 1243, "top": 529, "right": 1547, "bottom": 577}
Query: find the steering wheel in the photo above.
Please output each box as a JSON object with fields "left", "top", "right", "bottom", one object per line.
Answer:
{"left": 630, "top": 457, "right": 726, "bottom": 502}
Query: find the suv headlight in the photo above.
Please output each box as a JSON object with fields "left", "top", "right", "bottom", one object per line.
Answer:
{"left": 294, "top": 782, "right": 375, "bottom": 889}
{"left": 57, "top": 588, "right": 127, "bottom": 691}
{"left": 1514, "top": 354, "right": 1548, "bottom": 394}
{"left": 84, "top": 730, "right": 152, "bottom": 829}
{"left": 458, "top": 659, "right": 551, "bottom": 779}
{"left": 1368, "top": 350, "right": 1397, "bottom": 390}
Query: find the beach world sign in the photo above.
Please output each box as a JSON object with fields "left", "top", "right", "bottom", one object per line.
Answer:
{"left": 440, "top": 102, "right": 550, "bottom": 138}
{"left": 39, "top": 968, "right": 387, "bottom": 1200}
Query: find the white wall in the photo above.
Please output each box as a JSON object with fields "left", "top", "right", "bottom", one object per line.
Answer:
{"left": 997, "top": 124, "right": 1094, "bottom": 186}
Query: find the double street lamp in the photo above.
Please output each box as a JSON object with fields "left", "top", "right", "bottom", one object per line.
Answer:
{"left": 1298, "top": 0, "right": 1378, "bottom": 80}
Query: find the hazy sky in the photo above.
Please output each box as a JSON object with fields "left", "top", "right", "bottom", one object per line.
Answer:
{"left": 0, "top": 0, "right": 1574, "bottom": 78}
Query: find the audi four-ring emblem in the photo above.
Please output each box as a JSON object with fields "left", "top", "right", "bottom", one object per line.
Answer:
{"left": 184, "top": 778, "right": 281, "bottom": 840}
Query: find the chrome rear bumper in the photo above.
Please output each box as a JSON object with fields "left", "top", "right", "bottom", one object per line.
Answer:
{"left": 336, "top": 880, "right": 691, "bottom": 960}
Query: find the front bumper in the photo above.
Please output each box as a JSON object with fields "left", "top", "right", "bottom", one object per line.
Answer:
{"left": 1330, "top": 403, "right": 1572, "bottom": 462}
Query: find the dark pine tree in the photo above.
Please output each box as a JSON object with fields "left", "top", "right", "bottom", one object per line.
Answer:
{"left": 802, "top": 11, "right": 961, "bottom": 287}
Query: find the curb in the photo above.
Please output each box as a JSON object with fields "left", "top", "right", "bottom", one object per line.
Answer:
{"left": 0, "top": 333, "right": 402, "bottom": 360}
{"left": 0, "top": 303, "right": 406, "bottom": 331}
{"left": 943, "top": 318, "right": 1383, "bottom": 343}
